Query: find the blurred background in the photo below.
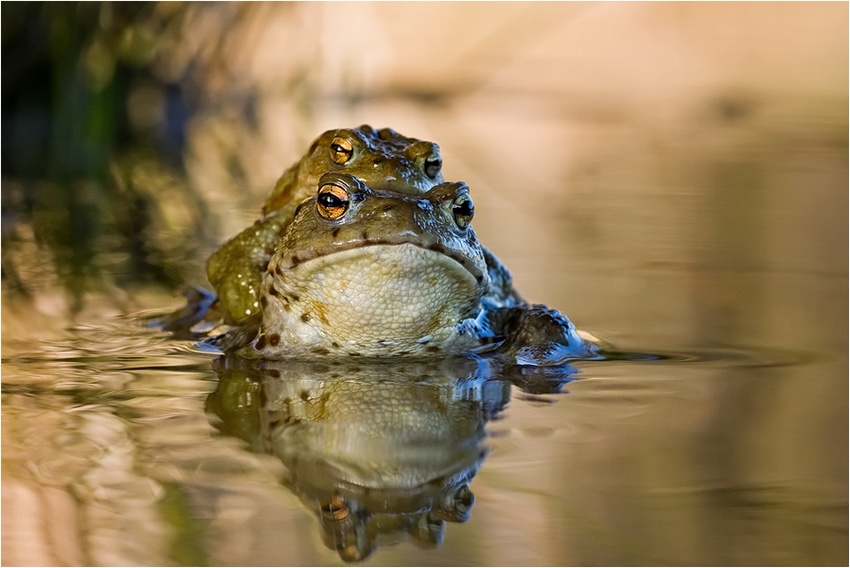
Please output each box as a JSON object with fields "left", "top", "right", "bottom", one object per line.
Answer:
{"left": 2, "top": 3, "right": 847, "bottom": 566}
{"left": 3, "top": 2, "right": 846, "bottom": 351}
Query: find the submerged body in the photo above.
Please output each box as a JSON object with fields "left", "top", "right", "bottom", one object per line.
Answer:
{"left": 189, "top": 125, "right": 594, "bottom": 364}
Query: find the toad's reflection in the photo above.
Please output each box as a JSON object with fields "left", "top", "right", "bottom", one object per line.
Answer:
{"left": 205, "top": 356, "right": 578, "bottom": 561}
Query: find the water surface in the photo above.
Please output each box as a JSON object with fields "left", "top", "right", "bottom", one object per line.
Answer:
{"left": 2, "top": 303, "right": 845, "bottom": 565}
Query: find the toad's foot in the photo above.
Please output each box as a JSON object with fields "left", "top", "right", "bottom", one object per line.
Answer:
{"left": 490, "top": 304, "right": 597, "bottom": 366}
{"left": 153, "top": 286, "right": 223, "bottom": 338}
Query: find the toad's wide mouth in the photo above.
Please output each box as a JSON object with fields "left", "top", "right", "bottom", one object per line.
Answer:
{"left": 276, "top": 240, "right": 487, "bottom": 286}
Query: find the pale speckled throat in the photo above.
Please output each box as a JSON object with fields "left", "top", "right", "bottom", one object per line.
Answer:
{"left": 255, "top": 244, "right": 487, "bottom": 357}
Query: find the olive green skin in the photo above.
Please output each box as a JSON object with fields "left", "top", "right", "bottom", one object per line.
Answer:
{"left": 263, "top": 125, "right": 445, "bottom": 215}
{"left": 236, "top": 173, "right": 592, "bottom": 365}
{"left": 253, "top": 174, "right": 494, "bottom": 358}
{"left": 207, "top": 125, "right": 446, "bottom": 325}
{"left": 198, "top": 126, "right": 594, "bottom": 365}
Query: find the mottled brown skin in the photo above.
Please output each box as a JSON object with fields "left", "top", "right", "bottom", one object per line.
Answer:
{"left": 207, "top": 126, "right": 447, "bottom": 325}
{"left": 190, "top": 126, "right": 594, "bottom": 365}
{"left": 252, "top": 174, "right": 493, "bottom": 358}
{"left": 263, "top": 125, "right": 445, "bottom": 216}
{"left": 236, "top": 173, "right": 593, "bottom": 364}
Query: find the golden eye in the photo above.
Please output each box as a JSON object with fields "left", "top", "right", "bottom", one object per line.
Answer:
{"left": 452, "top": 193, "right": 474, "bottom": 229}
{"left": 329, "top": 136, "right": 354, "bottom": 164}
{"left": 317, "top": 183, "right": 350, "bottom": 220}
{"left": 320, "top": 495, "right": 350, "bottom": 521}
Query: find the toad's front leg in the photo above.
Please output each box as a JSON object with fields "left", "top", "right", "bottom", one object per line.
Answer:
{"left": 487, "top": 304, "right": 596, "bottom": 366}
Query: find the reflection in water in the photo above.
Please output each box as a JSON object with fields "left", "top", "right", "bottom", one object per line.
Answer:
{"left": 2, "top": 317, "right": 845, "bottom": 565}
{"left": 204, "top": 355, "right": 577, "bottom": 561}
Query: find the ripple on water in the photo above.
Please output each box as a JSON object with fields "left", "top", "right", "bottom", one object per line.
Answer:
{"left": 3, "top": 313, "right": 841, "bottom": 565}
{"left": 589, "top": 342, "right": 816, "bottom": 368}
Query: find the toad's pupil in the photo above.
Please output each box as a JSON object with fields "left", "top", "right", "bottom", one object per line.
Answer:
{"left": 319, "top": 193, "right": 345, "bottom": 208}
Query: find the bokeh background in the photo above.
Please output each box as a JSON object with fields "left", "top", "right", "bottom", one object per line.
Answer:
{"left": 2, "top": 3, "right": 847, "bottom": 566}
{"left": 3, "top": 2, "right": 847, "bottom": 351}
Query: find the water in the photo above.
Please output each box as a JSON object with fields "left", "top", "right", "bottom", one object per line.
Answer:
{"left": 2, "top": 306, "right": 845, "bottom": 565}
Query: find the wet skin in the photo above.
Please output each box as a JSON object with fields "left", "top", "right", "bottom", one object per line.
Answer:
{"left": 254, "top": 173, "right": 490, "bottom": 357}
{"left": 243, "top": 172, "right": 593, "bottom": 363}
{"left": 207, "top": 125, "right": 446, "bottom": 325}
{"left": 198, "top": 125, "right": 594, "bottom": 364}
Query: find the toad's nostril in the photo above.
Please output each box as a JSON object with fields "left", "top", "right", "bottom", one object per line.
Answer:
{"left": 424, "top": 156, "right": 442, "bottom": 179}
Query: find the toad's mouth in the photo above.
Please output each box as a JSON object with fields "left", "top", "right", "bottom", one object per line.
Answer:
{"left": 276, "top": 240, "right": 487, "bottom": 286}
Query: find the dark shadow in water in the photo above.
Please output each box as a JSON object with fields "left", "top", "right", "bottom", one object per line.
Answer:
{"left": 204, "top": 354, "right": 580, "bottom": 562}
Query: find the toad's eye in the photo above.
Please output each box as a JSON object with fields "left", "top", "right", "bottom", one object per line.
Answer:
{"left": 329, "top": 136, "right": 354, "bottom": 165}
{"left": 317, "top": 183, "right": 350, "bottom": 220}
{"left": 452, "top": 193, "right": 474, "bottom": 229}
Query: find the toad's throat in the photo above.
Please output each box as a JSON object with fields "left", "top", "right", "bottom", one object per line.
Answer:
{"left": 266, "top": 243, "right": 485, "bottom": 342}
